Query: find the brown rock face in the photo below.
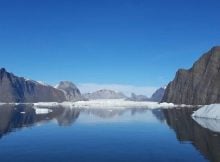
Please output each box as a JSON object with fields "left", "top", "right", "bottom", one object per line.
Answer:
{"left": 162, "top": 46, "right": 220, "bottom": 105}
{"left": 0, "top": 68, "right": 66, "bottom": 103}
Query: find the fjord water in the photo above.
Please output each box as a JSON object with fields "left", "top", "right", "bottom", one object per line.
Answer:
{"left": 0, "top": 105, "right": 219, "bottom": 162}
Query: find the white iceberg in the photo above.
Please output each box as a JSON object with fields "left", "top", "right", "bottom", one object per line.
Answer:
{"left": 192, "top": 104, "right": 220, "bottom": 119}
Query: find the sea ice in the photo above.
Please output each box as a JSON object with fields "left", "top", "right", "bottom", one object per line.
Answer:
{"left": 33, "top": 99, "right": 190, "bottom": 109}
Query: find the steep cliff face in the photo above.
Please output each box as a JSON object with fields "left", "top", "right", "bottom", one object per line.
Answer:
{"left": 0, "top": 68, "right": 66, "bottom": 103}
{"left": 55, "top": 81, "right": 82, "bottom": 101}
{"left": 162, "top": 46, "right": 220, "bottom": 105}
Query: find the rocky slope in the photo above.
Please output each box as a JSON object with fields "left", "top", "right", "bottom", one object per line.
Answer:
{"left": 55, "top": 81, "right": 82, "bottom": 101}
{"left": 162, "top": 46, "right": 220, "bottom": 105}
{"left": 151, "top": 87, "right": 165, "bottom": 102}
{"left": 83, "top": 89, "right": 126, "bottom": 100}
{"left": 0, "top": 68, "right": 66, "bottom": 103}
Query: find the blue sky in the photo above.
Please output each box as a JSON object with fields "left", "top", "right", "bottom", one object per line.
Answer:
{"left": 0, "top": 0, "right": 220, "bottom": 95}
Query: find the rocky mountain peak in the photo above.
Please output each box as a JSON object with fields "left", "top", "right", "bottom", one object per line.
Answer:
{"left": 151, "top": 87, "right": 166, "bottom": 102}
{"left": 56, "top": 81, "right": 82, "bottom": 101}
{"left": 56, "top": 81, "right": 78, "bottom": 90}
{"left": 83, "top": 89, "right": 126, "bottom": 100}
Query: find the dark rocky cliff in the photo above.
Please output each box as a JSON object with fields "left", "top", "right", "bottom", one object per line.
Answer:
{"left": 162, "top": 46, "right": 220, "bottom": 105}
{"left": 0, "top": 68, "right": 66, "bottom": 103}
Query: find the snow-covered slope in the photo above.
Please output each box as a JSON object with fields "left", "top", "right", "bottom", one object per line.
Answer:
{"left": 192, "top": 104, "right": 220, "bottom": 119}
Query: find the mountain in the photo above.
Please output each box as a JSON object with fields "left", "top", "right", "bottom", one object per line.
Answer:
{"left": 127, "top": 93, "right": 150, "bottom": 101}
{"left": 151, "top": 87, "right": 166, "bottom": 102}
{"left": 55, "top": 81, "right": 82, "bottom": 101}
{"left": 162, "top": 46, "right": 220, "bottom": 105}
{"left": 0, "top": 68, "right": 66, "bottom": 103}
{"left": 83, "top": 89, "right": 126, "bottom": 100}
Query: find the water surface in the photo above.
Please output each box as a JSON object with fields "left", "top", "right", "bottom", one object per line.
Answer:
{"left": 0, "top": 105, "right": 219, "bottom": 162}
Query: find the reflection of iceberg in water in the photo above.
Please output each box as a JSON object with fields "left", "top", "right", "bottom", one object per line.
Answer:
{"left": 192, "top": 117, "right": 220, "bottom": 133}
{"left": 158, "top": 108, "right": 220, "bottom": 162}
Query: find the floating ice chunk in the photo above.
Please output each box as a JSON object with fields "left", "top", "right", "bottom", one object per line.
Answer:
{"left": 35, "top": 108, "right": 52, "bottom": 114}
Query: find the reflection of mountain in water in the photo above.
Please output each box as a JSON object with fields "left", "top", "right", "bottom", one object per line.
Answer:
{"left": 0, "top": 105, "right": 147, "bottom": 139}
{"left": 56, "top": 108, "right": 80, "bottom": 126}
{"left": 158, "top": 108, "right": 220, "bottom": 162}
{"left": 82, "top": 108, "right": 148, "bottom": 119}
{"left": 2, "top": 104, "right": 220, "bottom": 162}
{"left": 0, "top": 104, "right": 81, "bottom": 138}
{"left": 0, "top": 104, "right": 35, "bottom": 138}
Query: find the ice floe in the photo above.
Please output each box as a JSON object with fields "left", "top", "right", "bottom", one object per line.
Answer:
{"left": 34, "top": 108, "right": 53, "bottom": 114}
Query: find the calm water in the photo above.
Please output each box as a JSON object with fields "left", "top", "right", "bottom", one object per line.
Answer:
{"left": 0, "top": 105, "right": 219, "bottom": 162}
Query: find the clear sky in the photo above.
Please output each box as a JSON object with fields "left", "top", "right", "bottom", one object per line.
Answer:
{"left": 0, "top": 0, "right": 220, "bottom": 95}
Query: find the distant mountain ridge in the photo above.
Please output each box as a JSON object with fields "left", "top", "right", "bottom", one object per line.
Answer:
{"left": 83, "top": 89, "right": 126, "bottom": 100}
{"left": 162, "top": 46, "right": 220, "bottom": 105}
{"left": 126, "top": 87, "right": 165, "bottom": 102}
{"left": 126, "top": 93, "right": 150, "bottom": 101}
